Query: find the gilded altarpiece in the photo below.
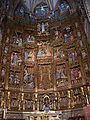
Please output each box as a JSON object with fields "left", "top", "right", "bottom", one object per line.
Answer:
{"left": 0, "top": 1, "right": 90, "bottom": 119}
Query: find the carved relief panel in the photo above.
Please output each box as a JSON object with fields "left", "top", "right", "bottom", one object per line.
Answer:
{"left": 54, "top": 46, "right": 65, "bottom": 63}
{"left": 68, "top": 48, "right": 78, "bottom": 65}
{"left": 56, "top": 64, "right": 68, "bottom": 89}
{"left": 70, "top": 88, "right": 84, "bottom": 108}
{"left": 70, "top": 67, "right": 82, "bottom": 85}
{"left": 24, "top": 93, "right": 33, "bottom": 111}
{"left": 9, "top": 71, "right": 20, "bottom": 89}
{"left": 10, "top": 92, "right": 19, "bottom": 110}
{"left": 84, "top": 63, "right": 90, "bottom": 84}
{"left": 63, "top": 26, "right": 73, "bottom": 43}
{"left": 58, "top": 91, "right": 69, "bottom": 109}
{"left": 24, "top": 49, "right": 35, "bottom": 64}
{"left": 12, "top": 32, "right": 23, "bottom": 47}
{"left": 38, "top": 65, "right": 54, "bottom": 90}
{"left": 1, "top": 36, "right": 10, "bottom": 66}
{"left": 37, "top": 41, "right": 52, "bottom": 58}
{"left": 24, "top": 34, "right": 35, "bottom": 49}
{"left": 10, "top": 52, "right": 22, "bottom": 66}
{"left": 23, "top": 67, "right": 35, "bottom": 89}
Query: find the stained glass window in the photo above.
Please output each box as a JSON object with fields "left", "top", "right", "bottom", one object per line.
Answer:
{"left": 2, "top": 0, "right": 9, "bottom": 11}
{"left": 19, "top": 6, "right": 24, "bottom": 16}
{"left": 14, "top": 6, "right": 24, "bottom": 16}
{"left": 59, "top": 1, "right": 70, "bottom": 14}
{"left": 64, "top": 26, "right": 73, "bottom": 43}
{"left": 54, "top": 10, "right": 59, "bottom": 19}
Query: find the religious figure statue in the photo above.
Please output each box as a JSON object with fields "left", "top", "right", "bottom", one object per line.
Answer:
{"left": 1, "top": 68, "right": 5, "bottom": 77}
{"left": 4, "top": 47, "right": 8, "bottom": 53}
{"left": 82, "top": 51, "right": 86, "bottom": 59}
{"left": 55, "top": 30, "right": 60, "bottom": 40}
{"left": 25, "top": 52, "right": 28, "bottom": 61}
{"left": 41, "top": 23, "right": 45, "bottom": 33}
{"left": 41, "top": 6, "right": 45, "bottom": 16}
{"left": 71, "top": 69, "right": 74, "bottom": 80}
{"left": 6, "top": 37, "right": 9, "bottom": 43}
{"left": 37, "top": 23, "right": 41, "bottom": 35}
{"left": 14, "top": 53, "right": 18, "bottom": 65}
{"left": 36, "top": 10, "right": 38, "bottom": 18}
{"left": 18, "top": 38, "right": 22, "bottom": 47}
{"left": 37, "top": 49, "right": 42, "bottom": 57}
{"left": 64, "top": 34, "right": 68, "bottom": 42}
{"left": 80, "top": 40, "right": 83, "bottom": 47}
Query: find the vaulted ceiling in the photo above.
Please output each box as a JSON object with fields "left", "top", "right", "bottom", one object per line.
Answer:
{"left": 24, "top": 0, "right": 58, "bottom": 12}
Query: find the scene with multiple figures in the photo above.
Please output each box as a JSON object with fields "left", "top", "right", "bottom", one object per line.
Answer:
{"left": 0, "top": 0, "right": 90, "bottom": 120}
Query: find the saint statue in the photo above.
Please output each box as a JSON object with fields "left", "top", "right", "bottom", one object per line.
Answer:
{"left": 46, "top": 10, "right": 49, "bottom": 17}
{"left": 25, "top": 52, "right": 28, "bottom": 61}
{"left": 6, "top": 37, "right": 9, "bottom": 43}
{"left": 37, "top": 49, "right": 42, "bottom": 57}
{"left": 80, "top": 40, "right": 83, "bottom": 47}
{"left": 14, "top": 53, "right": 18, "bottom": 65}
{"left": 37, "top": 23, "right": 41, "bottom": 32}
{"left": 36, "top": 10, "right": 38, "bottom": 18}
{"left": 71, "top": 69, "right": 74, "bottom": 80}
{"left": 41, "top": 6, "right": 45, "bottom": 15}
{"left": 64, "top": 34, "right": 68, "bottom": 42}
{"left": 78, "top": 70, "right": 82, "bottom": 78}
{"left": 41, "top": 23, "right": 45, "bottom": 33}
{"left": 18, "top": 38, "right": 22, "bottom": 47}
{"left": 11, "top": 53, "right": 14, "bottom": 65}
{"left": 1, "top": 68, "right": 5, "bottom": 78}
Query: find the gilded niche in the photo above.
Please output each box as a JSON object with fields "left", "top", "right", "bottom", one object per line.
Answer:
{"left": 38, "top": 65, "right": 54, "bottom": 90}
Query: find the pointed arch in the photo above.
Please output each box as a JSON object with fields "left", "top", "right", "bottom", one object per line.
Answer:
{"left": 55, "top": 0, "right": 73, "bottom": 10}
{"left": 33, "top": 1, "right": 51, "bottom": 19}
{"left": 14, "top": 1, "right": 27, "bottom": 17}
